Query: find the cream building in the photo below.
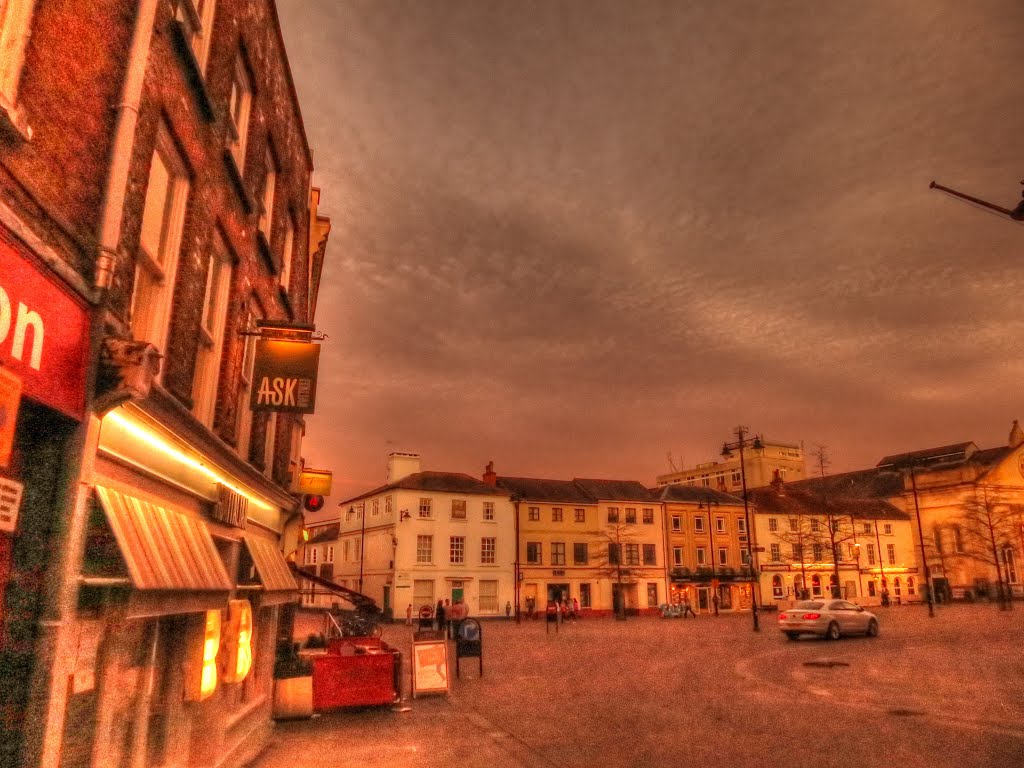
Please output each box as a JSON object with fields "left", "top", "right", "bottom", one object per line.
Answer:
{"left": 748, "top": 481, "right": 918, "bottom": 608}
{"left": 651, "top": 485, "right": 756, "bottom": 613}
{"left": 656, "top": 437, "right": 807, "bottom": 491}
{"left": 331, "top": 454, "right": 516, "bottom": 619}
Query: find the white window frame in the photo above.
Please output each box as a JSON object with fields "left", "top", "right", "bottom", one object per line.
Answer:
{"left": 280, "top": 212, "right": 294, "bottom": 294}
{"left": 228, "top": 52, "right": 252, "bottom": 172}
{"left": 552, "top": 507, "right": 563, "bottom": 522}
{"left": 416, "top": 535, "right": 432, "bottom": 564}
{"left": 696, "top": 547, "right": 707, "bottom": 565}
{"left": 131, "top": 122, "right": 189, "bottom": 357}
{"left": 528, "top": 507, "right": 540, "bottom": 521}
{"left": 236, "top": 304, "right": 259, "bottom": 458}
{"left": 671, "top": 515, "right": 681, "bottom": 532}
{"left": 260, "top": 146, "right": 276, "bottom": 239}
{"left": 326, "top": 545, "right": 334, "bottom": 563}
{"left": 192, "top": 232, "right": 231, "bottom": 425}
{"left": 768, "top": 518, "right": 778, "bottom": 532}
{"left": 0, "top": 0, "right": 37, "bottom": 120}
{"left": 883, "top": 523, "right": 893, "bottom": 535}
{"left": 694, "top": 516, "right": 705, "bottom": 533}
{"left": 174, "top": 0, "right": 217, "bottom": 74}
{"left": 770, "top": 543, "right": 781, "bottom": 562}
{"left": 478, "top": 580, "right": 498, "bottom": 613}
{"left": 717, "top": 547, "right": 728, "bottom": 566}
{"left": 574, "top": 508, "right": 585, "bottom": 523}
{"left": 716, "top": 517, "right": 726, "bottom": 534}
{"left": 483, "top": 502, "right": 494, "bottom": 521}
{"left": 449, "top": 536, "right": 465, "bottom": 564}
{"left": 480, "top": 537, "right": 496, "bottom": 564}
{"left": 672, "top": 546, "right": 683, "bottom": 566}
{"left": 418, "top": 498, "right": 432, "bottom": 518}
{"left": 887, "top": 543, "right": 896, "bottom": 565}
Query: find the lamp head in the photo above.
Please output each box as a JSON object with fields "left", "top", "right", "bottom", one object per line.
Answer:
{"left": 752, "top": 436, "right": 763, "bottom": 450}
{"left": 721, "top": 443, "right": 731, "bottom": 458}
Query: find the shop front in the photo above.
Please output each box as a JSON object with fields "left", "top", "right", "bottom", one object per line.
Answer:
{"left": 57, "top": 402, "right": 298, "bottom": 768}
{"left": 0, "top": 223, "right": 91, "bottom": 767}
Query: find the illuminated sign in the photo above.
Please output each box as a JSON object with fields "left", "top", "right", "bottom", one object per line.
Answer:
{"left": 185, "top": 609, "right": 222, "bottom": 701}
{"left": 220, "top": 599, "right": 253, "bottom": 684}
{"left": 250, "top": 339, "right": 320, "bottom": 414}
{"left": 298, "top": 468, "right": 333, "bottom": 496}
{"left": 0, "top": 230, "right": 89, "bottom": 420}
{"left": 0, "top": 367, "right": 21, "bottom": 467}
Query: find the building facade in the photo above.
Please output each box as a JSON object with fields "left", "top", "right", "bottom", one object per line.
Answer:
{"left": 656, "top": 437, "right": 807, "bottom": 492}
{"left": 652, "top": 486, "right": 757, "bottom": 614}
{"left": 328, "top": 454, "right": 517, "bottom": 620}
{"left": 0, "top": 3, "right": 328, "bottom": 767}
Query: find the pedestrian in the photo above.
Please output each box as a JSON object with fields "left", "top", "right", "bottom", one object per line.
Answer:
{"left": 505, "top": 600, "right": 512, "bottom": 618}
{"left": 435, "top": 599, "right": 446, "bottom": 632}
{"left": 712, "top": 593, "right": 719, "bottom": 617}
{"left": 444, "top": 598, "right": 452, "bottom": 638}
{"left": 572, "top": 596, "right": 580, "bottom": 620}
{"left": 682, "top": 595, "right": 695, "bottom": 618}
{"left": 405, "top": 604, "right": 413, "bottom": 626}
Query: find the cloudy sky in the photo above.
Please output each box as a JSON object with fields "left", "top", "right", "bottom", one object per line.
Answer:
{"left": 277, "top": 1, "right": 1024, "bottom": 502}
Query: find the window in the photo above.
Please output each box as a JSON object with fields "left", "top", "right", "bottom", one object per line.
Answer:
{"left": 933, "top": 525, "right": 943, "bottom": 554}
{"left": 717, "top": 547, "right": 727, "bottom": 566}
{"left": 371, "top": 499, "right": 379, "bottom": 516}
{"left": 449, "top": 536, "right": 465, "bottom": 564}
{"left": 132, "top": 123, "right": 189, "bottom": 355}
{"left": 416, "top": 536, "right": 432, "bottom": 564}
{"left": 310, "top": 547, "right": 317, "bottom": 564}
{"left": 737, "top": 518, "right": 746, "bottom": 533}
{"left": 863, "top": 522, "right": 872, "bottom": 534}
{"left": 625, "top": 508, "right": 637, "bottom": 524}
{"left": 528, "top": 507, "right": 540, "bottom": 521}
{"left": 770, "top": 543, "right": 781, "bottom": 562}
{"left": 552, "top": 508, "right": 563, "bottom": 522}
{"left": 481, "top": 537, "right": 496, "bottom": 564}
{"left": 812, "top": 544, "right": 823, "bottom": 562}
{"left": 768, "top": 518, "right": 778, "bottom": 532}
{"left": 647, "top": 583, "right": 658, "bottom": 608}
{"left": 792, "top": 543, "right": 802, "bottom": 560}
{"left": 259, "top": 148, "right": 277, "bottom": 239}
{"left": 672, "top": 546, "right": 682, "bottom": 566}
{"left": 671, "top": 515, "right": 681, "bottom": 532}
{"left": 716, "top": 517, "right": 726, "bottom": 534}
{"left": 413, "top": 579, "right": 434, "bottom": 611}
{"left": 574, "top": 508, "right": 585, "bottom": 523}
{"left": 451, "top": 499, "right": 466, "bottom": 520}
{"left": 418, "top": 498, "right": 432, "bottom": 518}
{"left": 192, "top": 234, "right": 231, "bottom": 425}
{"left": 866, "top": 543, "right": 876, "bottom": 565}
{"left": 642, "top": 508, "right": 654, "bottom": 524}
{"left": 694, "top": 516, "right": 705, "bottom": 533}
{"left": 483, "top": 502, "right": 494, "bottom": 521}
{"left": 887, "top": 543, "right": 896, "bottom": 565}
{"left": 810, "top": 519, "right": 820, "bottom": 533}
{"left": 625, "top": 544, "right": 640, "bottom": 566}
{"left": 772, "top": 574, "right": 784, "bottom": 599}
{"left": 354, "top": 540, "right": 360, "bottom": 560}
{"left": 893, "top": 577, "right": 902, "bottom": 597}
{"left": 385, "top": 496, "right": 393, "bottom": 515}
{"left": 907, "top": 577, "right": 916, "bottom": 595}
{"left": 551, "top": 542, "right": 566, "bottom": 566}
{"left": 579, "top": 583, "right": 591, "bottom": 608}
{"left": 607, "top": 507, "right": 619, "bottom": 523}
{"left": 343, "top": 540, "right": 350, "bottom": 561}
{"left": 526, "top": 542, "right": 542, "bottom": 564}
{"left": 883, "top": 523, "right": 893, "bottom": 535}
{"left": 280, "top": 213, "right": 294, "bottom": 294}
{"left": 731, "top": 471, "right": 742, "bottom": 486}
{"left": 696, "top": 547, "right": 707, "bottom": 565}
{"left": 0, "top": 0, "right": 37, "bottom": 117}
{"left": 228, "top": 53, "right": 252, "bottom": 172}
{"left": 608, "top": 543, "right": 621, "bottom": 565}
{"left": 573, "top": 543, "right": 589, "bottom": 565}
{"left": 643, "top": 544, "right": 656, "bottom": 566}
{"left": 953, "top": 525, "right": 964, "bottom": 553}
{"left": 811, "top": 574, "right": 822, "bottom": 597}
{"left": 478, "top": 580, "right": 498, "bottom": 613}
{"left": 174, "top": 0, "right": 217, "bottom": 74}
{"left": 741, "top": 549, "right": 750, "bottom": 565}
{"left": 235, "top": 301, "right": 261, "bottom": 459}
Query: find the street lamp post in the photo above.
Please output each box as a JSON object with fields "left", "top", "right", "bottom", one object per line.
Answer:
{"left": 355, "top": 502, "right": 367, "bottom": 594}
{"left": 929, "top": 180, "right": 1024, "bottom": 221}
{"left": 907, "top": 469, "right": 936, "bottom": 618}
{"left": 722, "top": 426, "right": 761, "bottom": 632}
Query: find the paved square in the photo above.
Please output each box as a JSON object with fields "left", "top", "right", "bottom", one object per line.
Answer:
{"left": 256, "top": 605, "right": 1024, "bottom": 767}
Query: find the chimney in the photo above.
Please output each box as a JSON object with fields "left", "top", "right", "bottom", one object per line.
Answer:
{"left": 482, "top": 461, "right": 497, "bottom": 486}
{"left": 770, "top": 469, "right": 784, "bottom": 494}
{"left": 1010, "top": 419, "right": 1024, "bottom": 449}
{"left": 387, "top": 452, "right": 421, "bottom": 483}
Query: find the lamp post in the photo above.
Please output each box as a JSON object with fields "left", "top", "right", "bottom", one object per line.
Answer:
{"left": 700, "top": 495, "right": 720, "bottom": 616}
{"left": 355, "top": 502, "right": 367, "bottom": 594}
{"left": 929, "top": 180, "right": 1024, "bottom": 221}
{"left": 722, "top": 426, "right": 761, "bottom": 632}
{"left": 907, "top": 469, "right": 936, "bottom": 618}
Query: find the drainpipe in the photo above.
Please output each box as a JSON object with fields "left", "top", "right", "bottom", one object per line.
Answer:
{"left": 26, "top": 4, "right": 160, "bottom": 768}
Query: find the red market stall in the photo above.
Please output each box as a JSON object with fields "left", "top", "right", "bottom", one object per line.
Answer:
{"left": 312, "top": 636, "right": 402, "bottom": 710}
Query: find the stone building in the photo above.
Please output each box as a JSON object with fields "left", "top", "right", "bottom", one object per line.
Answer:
{"left": 0, "top": 2, "right": 328, "bottom": 767}
{"left": 656, "top": 437, "right": 807, "bottom": 492}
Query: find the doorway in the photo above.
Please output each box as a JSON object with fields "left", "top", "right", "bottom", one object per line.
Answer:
{"left": 547, "top": 583, "right": 569, "bottom": 604}
{"left": 697, "top": 587, "right": 710, "bottom": 612}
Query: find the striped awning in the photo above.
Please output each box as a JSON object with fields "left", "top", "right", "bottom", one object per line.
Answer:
{"left": 95, "top": 485, "right": 232, "bottom": 593}
{"left": 243, "top": 533, "right": 298, "bottom": 601}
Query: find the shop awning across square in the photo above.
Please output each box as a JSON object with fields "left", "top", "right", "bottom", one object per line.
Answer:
{"left": 242, "top": 532, "right": 298, "bottom": 605}
{"left": 94, "top": 485, "right": 231, "bottom": 616}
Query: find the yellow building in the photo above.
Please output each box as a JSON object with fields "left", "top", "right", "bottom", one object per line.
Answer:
{"left": 656, "top": 437, "right": 807, "bottom": 491}
{"left": 652, "top": 486, "right": 757, "bottom": 613}
{"left": 498, "top": 476, "right": 666, "bottom": 617}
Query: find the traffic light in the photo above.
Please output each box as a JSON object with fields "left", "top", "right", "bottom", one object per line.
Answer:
{"left": 303, "top": 494, "right": 325, "bottom": 512}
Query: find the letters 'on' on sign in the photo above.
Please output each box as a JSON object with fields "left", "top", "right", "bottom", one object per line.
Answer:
{"left": 250, "top": 339, "right": 320, "bottom": 414}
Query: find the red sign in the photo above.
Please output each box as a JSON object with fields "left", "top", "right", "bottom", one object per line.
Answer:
{"left": 0, "top": 231, "right": 89, "bottom": 420}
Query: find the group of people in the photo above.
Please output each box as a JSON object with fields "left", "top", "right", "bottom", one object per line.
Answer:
{"left": 405, "top": 598, "right": 468, "bottom": 639}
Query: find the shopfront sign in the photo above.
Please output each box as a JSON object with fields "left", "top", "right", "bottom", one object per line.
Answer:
{"left": 0, "top": 367, "right": 21, "bottom": 467}
{"left": 411, "top": 639, "right": 449, "bottom": 698}
{"left": 298, "top": 468, "right": 332, "bottom": 496}
{"left": 250, "top": 339, "right": 320, "bottom": 414}
{"left": 0, "top": 234, "right": 89, "bottom": 420}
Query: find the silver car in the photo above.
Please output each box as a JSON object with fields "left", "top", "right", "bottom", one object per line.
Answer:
{"left": 777, "top": 599, "right": 879, "bottom": 640}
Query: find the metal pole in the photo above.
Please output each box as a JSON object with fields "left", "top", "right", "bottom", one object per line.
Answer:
{"left": 736, "top": 427, "right": 760, "bottom": 632}
{"left": 358, "top": 503, "right": 366, "bottom": 593}
{"left": 908, "top": 470, "right": 935, "bottom": 617}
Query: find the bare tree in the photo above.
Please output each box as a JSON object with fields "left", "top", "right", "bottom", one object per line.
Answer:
{"left": 591, "top": 520, "right": 657, "bottom": 619}
{"left": 957, "top": 488, "right": 1018, "bottom": 610}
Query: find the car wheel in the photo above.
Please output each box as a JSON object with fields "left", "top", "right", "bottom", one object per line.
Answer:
{"left": 866, "top": 619, "right": 879, "bottom": 638}
{"left": 826, "top": 622, "right": 840, "bottom": 641}
{"left": 785, "top": 632, "right": 800, "bottom": 641}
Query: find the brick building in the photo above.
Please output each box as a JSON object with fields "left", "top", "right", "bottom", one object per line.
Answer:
{"left": 0, "top": 2, "right": 329, "bottom": 768}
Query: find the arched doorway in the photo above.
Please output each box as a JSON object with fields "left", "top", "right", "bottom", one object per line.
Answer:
{"left": 772, "top": 575, "right": 783, "bottom": 600}
{"left": 811, "top": 574, "right": 822, "bottom": 597}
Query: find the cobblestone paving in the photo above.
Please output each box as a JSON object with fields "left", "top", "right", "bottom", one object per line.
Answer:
{"left": 253, "top": 605, "right": 1024, "bottom": 768}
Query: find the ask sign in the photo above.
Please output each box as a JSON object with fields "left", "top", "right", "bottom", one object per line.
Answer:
{"left": 250, "top": 339, "right": 320, "bottom": 414}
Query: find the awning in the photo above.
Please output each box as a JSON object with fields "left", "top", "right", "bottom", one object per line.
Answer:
{"left": 242, "top": 533, "right": 298, "bottom": 605}
{"left": 95, "top": 485, "right": 232, "bottom": 607}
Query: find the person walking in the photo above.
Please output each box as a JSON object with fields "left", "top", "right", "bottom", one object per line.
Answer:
{"left": 444, "top": 598, "right": 452, "bottom": 638}
{"left": 572, "top": 596, "right": 580, "bottom": 620}
{"left": 435, "top": 599, "right": 446, "bottom": 633}
{"left": 405, "top": 604, "right": 413, "bottom": 626}
{"left": 682, "top": 595, "right": 695, "bottom": 618}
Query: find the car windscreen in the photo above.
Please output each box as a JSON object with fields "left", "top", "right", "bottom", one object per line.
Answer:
{"left": 794, "top": 601, "right": 825, "bottom": 609}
